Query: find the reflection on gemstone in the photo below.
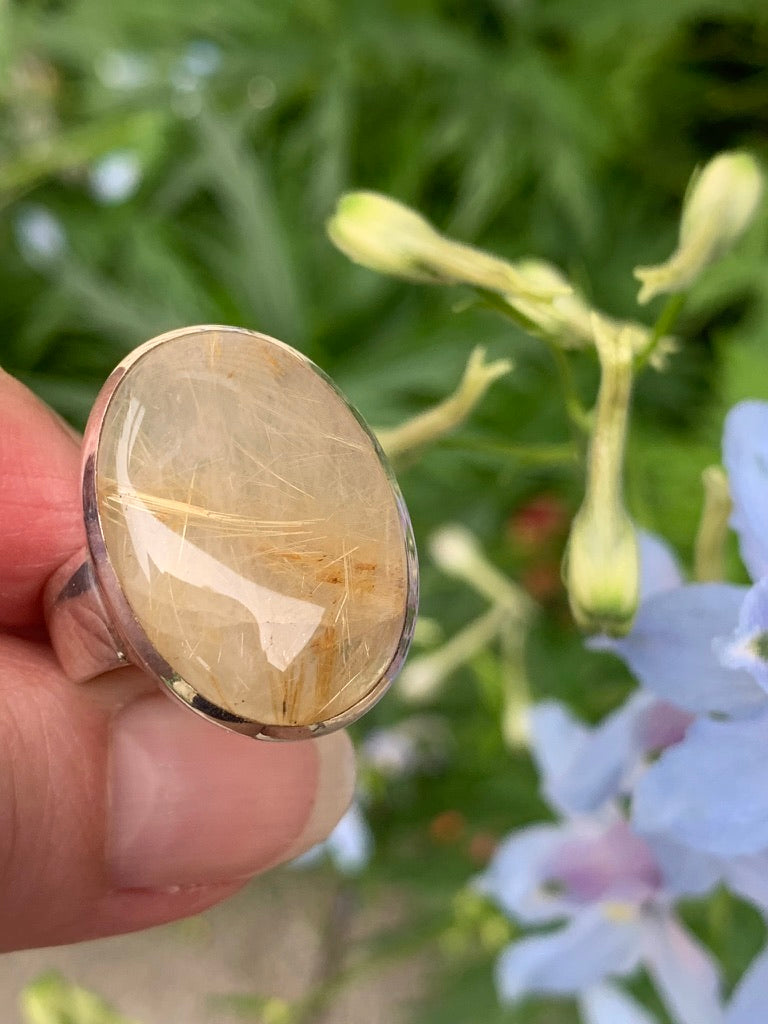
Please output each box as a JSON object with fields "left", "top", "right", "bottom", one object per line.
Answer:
{"left": 115, "top": 396, "right": 325, "bottom": 672}
{"left": 96, "top": 327, "right": 412, "bottom": 727}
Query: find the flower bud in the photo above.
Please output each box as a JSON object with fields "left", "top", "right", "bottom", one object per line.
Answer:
{"left": 566, "top": 501, "right": 640, "bottom": 636}
{"left": 328, "top": 191, "right": 561, "bottom": 300}
{"left": 565, "top": 320, "right": 639, "bottom": 635}
{"left": 328, "top": 191, "right": 448, "bottom": 283}
{"left": 635, "top": 151, "right": 764, "bottom": 304}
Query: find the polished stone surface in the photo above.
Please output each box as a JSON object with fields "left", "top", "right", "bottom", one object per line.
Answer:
{"left": 96, "top": 327, "right": 410, "bottom": 727}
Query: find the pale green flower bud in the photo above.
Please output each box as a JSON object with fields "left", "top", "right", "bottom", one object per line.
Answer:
{"left": 566, "top": 501, "right": 640, "bottom": 636}
{"left": 565, "top": 320, "right": 639, "bottom": 635}
{"left": 634, "top": 151, "right": 764, "bottom": 304}
{"left": 328, "top": 191, "right": 563, "bottom": 300}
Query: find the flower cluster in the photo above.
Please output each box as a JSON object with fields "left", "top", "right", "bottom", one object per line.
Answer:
{"left": 479, "top": 408, "right": 768, "bottom": 1021}
{"left": 327, "top": 149, "right": 768, "bottom": 1021}
{"left": 611, "top": 402, "right": 768, "bottom": 861}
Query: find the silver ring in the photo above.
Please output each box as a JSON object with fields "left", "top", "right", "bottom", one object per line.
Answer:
{"left": 44, "top": 325, "right": 418, "bottom": 740}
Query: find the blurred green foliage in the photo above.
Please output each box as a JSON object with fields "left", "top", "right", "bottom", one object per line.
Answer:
{"left": 20, "top": 971, "right": 139, "bottom": 1024}
{"left": 4, "top": 1, "right": 768, "bottom": 1021}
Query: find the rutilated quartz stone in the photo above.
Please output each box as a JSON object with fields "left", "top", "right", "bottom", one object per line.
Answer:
{"left": 95, "top": 327, "right": 411, "bottom": 727}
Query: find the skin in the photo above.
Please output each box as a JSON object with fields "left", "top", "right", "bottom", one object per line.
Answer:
{"left": 0, "top": 369, "right": 354, "bottom": 953}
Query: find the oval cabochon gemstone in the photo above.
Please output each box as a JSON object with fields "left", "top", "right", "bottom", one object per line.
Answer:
{"left": 96, "top": 327, "right": 412, "bottom": 727}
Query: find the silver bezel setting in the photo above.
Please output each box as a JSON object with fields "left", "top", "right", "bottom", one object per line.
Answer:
{"left": 79, "top": 325, "right": 418, "bottom": 740}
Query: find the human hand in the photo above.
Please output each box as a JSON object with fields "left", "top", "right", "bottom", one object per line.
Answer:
{"left": 0, "top": 369, "right": 355, "bottom": 952}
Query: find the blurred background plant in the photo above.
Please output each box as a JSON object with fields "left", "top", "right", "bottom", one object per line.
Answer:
{"left": 4, "top": 0, "right": 768, "bottom": 1021}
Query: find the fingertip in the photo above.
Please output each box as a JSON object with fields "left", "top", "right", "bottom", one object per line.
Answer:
{"left": 107, "top": 695, "right": 355, "bottom": 890}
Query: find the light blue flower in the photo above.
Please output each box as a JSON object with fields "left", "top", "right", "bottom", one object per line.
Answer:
{"left": 532, "top": 693, "right": 692, "bottom": 816}
{"left": 479, "top": 685, "right": 728, "bottom": 1023}
{"left": 602, "top": 584, "right": 761, "bottom": 716}
{"left": 633, "top": 711, "right": 768, "bottom": 857}
{"left": 723, "top": 401, "right": 768, "bottom": 580}
{"left": 531, "top": 688, "right": 748, "bottom": 899}
{"left": 479, "top": 811, "right": 724, "bottom": 1023}
{"left": 637, "top": 528, "right": 685, "bottom": 599}
{"left": 605, "top": 403, "right": 768, "bottom": 856}
{"left": 590, "top": 530, "right": 763, "bottom": 717}
{"left": 580, "top": 947, "right": 768, "bottom": 1024}
{"left": 530, "top": 686, "right": 768, "bottom": 910}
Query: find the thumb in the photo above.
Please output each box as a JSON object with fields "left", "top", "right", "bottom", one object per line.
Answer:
{"left": 0, "top": 637, "right": 355, "bottom": 952}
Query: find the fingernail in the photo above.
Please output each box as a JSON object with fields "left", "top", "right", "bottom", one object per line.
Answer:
{"left": 281, "top": 730, "right": 357, "bottom": 863}
{"left": 107, "top": 695, "right": 355, "bottom": 889}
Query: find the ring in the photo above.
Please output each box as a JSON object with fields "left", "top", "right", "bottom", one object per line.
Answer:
{"left": 44, "top": 325, "right": 418, "bottom": 740}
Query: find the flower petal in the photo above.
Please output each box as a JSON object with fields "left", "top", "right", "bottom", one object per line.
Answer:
{"left": 638, "top": 530, "right": 685, "bottom": 600}
{"left": 547, "top": 818, "right": 660, "bottom": 905}
{"left": 530, "top": 700, "right": 590, "bottom": 789}
{"left": 634, "top": 701, "right": 694, "bottom": 757}
{"left": 728, "top": 946, "right": 768, "bottom": 1024}
{"left": 545, "top": 694, "right": 653, "bottom": 814}
{"left": 633, "top": 711, "right": 768, "bottom": 855}
{"left": 644, "top": 836, "right": 722, "bottom": 899}
{"left": 476, "top": 824, "right": 573, "bottom": 924}
{"left": 642, "top": 915, "right": 723, "bottom": 1024}
{"left": 580, "top": 984, "right": 659, "bottom": 1024}
{"left": 495, "top": 905, "right": 643, "bottom": 1002}
{"left": 535, "top": 695, "right": 692, "bottom": 816}
{"left": 480, "top": 816, "right": 662, "bottom": 923}
{"left": 717, "top": 576, "right": 768, "bottom": 693}
{"left": 608, "top": 584, "right": 762, "bottom": 715}
{"left": 723, "top": 401, "right": 768, "bottom": 581}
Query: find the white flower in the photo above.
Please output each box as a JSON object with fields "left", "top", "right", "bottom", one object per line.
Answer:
{"left": 14, "top": 206, "right": 66, "bottom": 266}
{"left": 89, "top": 151, "right": 142, "bottom": 205}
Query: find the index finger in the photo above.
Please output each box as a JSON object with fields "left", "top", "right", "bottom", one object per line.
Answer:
{"left": 0, "top": 369, "right": 83, "bottom": 627}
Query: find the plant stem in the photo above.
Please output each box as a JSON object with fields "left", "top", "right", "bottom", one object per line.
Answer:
{"left": 634, "top": 292, "right": 686, "bottom": 371}
{"left": 476, "top": 289, "right": 591, "bottom": 442}
{"left": 437, "top": 436, "right": 577, "bottom": 467}
{"left": 543, "top": 336, "right": 592, "bottom": 438}
{"left": 694, "top": 466, "right": 732, "bottom": 582}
